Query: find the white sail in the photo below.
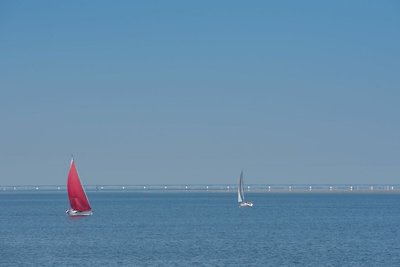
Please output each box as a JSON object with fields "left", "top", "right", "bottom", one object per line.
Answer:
{"left": 238, "top": 171, "right": 244, "bottom": 203}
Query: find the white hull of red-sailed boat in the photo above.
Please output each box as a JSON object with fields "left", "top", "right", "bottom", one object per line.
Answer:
{"left": 66, "top": 209, "right": 93, "bottom": 216}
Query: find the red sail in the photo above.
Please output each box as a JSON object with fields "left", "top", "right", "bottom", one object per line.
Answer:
{"left": 67, "top": 159, "right": 91, "bottom": 211}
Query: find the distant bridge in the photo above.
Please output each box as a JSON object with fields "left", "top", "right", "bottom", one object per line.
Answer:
{"left": 1, "top": 184, "right": 400, "bottom": 192}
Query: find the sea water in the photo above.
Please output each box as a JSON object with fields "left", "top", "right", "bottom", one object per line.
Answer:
{"left": 1, "top": 192, "right": 400, "bottom": 266}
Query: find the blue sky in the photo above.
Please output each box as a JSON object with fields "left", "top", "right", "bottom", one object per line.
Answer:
{"left": 1, "top": 1, "right": 399, "bottom": 185}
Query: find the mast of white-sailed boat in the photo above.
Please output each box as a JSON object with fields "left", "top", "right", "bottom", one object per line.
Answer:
{"left": 241, "top": 171, "right": 245, "bottom": 201}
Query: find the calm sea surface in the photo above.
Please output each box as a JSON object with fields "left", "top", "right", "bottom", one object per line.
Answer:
{"left": 1, "top": 192, "right": 400, "bottom": 266}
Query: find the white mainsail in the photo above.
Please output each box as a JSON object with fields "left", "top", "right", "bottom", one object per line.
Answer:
{"left": 238, "top": 171, "right": 245, "bottom": 203}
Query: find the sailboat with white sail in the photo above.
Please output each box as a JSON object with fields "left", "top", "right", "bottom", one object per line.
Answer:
{"left": 66, "top": 157, "right": 93, "bottom": 216}
{"left": 238, "top": 171, "right": 253, "bottom": 207}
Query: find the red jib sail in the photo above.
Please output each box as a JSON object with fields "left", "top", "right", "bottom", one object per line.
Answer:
{"left": 67, "top": 159, "right": 91, "bottom": 211}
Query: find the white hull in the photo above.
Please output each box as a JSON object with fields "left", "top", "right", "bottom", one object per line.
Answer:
{"left": 66, "top": 209, "right": 93, "bottom": 216}
{"left": 239, "top": 201, "right": 253, "bottom": 207}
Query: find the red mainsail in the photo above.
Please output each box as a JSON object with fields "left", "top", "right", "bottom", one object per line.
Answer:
{"left": 67, "top": 159, "right": 91, "bottom": 211}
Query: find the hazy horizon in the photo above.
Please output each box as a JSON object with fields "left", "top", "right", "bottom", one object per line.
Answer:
{"left": 1, "top": 1, "right": 399, "bottom": 185}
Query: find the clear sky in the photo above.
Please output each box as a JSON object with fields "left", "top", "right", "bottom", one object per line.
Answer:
{"left": 1, "top": 1, "right": 399, "bottom": 185}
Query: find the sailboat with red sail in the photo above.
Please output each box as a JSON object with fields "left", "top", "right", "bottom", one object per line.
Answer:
{"left": 66, "top": 157, "right": 93, "bottom": 216}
